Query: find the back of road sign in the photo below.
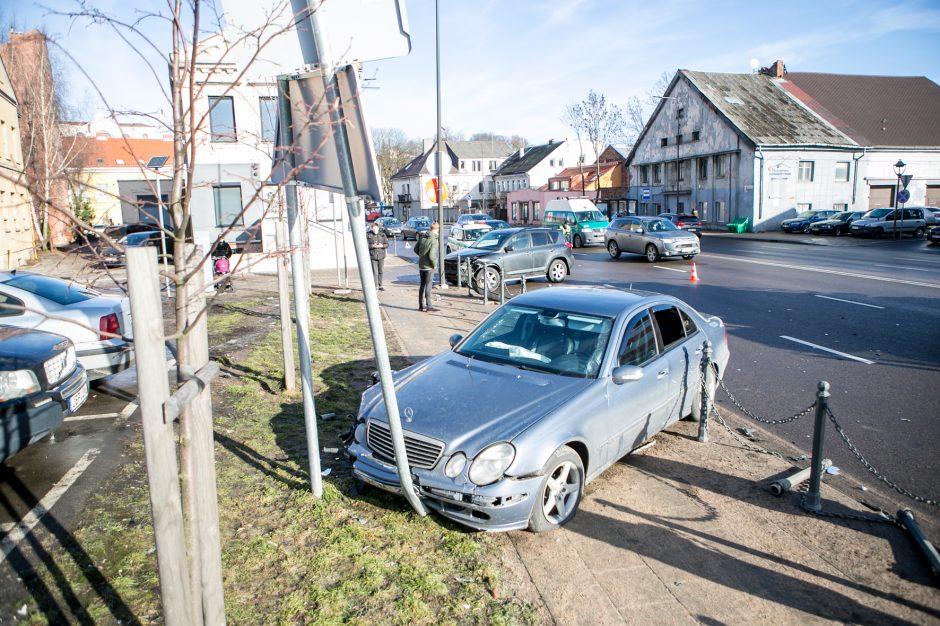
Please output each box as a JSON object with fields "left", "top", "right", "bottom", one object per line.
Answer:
{"left": 291, "top": 0, "right": 411, "bottom": 65}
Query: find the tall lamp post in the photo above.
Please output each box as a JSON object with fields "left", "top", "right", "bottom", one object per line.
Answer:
{"left": 147, "top": 155, "right": 171, "bottom": 293}
{"left": 893, "top": 159, "right": 908, "bottom": 240}
{"left": 435, "top": 0, "right": 447, "bottom": 288}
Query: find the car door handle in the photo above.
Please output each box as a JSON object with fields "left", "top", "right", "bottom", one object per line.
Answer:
{"left": 657, "top": 368, "right": 669, "bottom": 379}
{"left": 694, "top": 348, "right": 702, "bottom": 355}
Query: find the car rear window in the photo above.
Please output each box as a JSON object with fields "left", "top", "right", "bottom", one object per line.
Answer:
{"left": 530, "top": 231, "right": 550, "bottom": 246}
{"left": 1, "top": 274, "right": 95, "bottom": 305}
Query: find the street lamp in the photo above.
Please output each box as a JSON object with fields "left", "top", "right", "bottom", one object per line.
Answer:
{"left": 146, "top": 155, "right": 170, "bottom": 293}
{"left": 893, "top": 159, "right": 906, "bottom": 240}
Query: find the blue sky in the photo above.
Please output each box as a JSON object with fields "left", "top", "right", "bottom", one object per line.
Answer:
{"left": 7, "top": 0, "right": 940, "bottom": 144}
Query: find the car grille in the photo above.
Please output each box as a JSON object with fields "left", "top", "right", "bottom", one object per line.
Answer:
{"left": 367, "top": 420, "right": 444, "bottom": 469}
{"left": 44, "top": 346, "right": 76, "bottom": 385}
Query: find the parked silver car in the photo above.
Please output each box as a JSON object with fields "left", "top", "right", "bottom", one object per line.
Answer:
{"left": 606, "top": 216, "right": 700, "bottom": 262}
{"left": 849, "top": 207, "right": 927, "bottom": 238}
{"left": 348, "top": 287, "right": 730, "bottom": 532}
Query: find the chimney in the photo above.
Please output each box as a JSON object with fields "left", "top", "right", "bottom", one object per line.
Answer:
{"left": 548, "top": 138, "right": 554, "bottom": 145}
{"left": 771, "top": 59, "right": 785, "bottom": 78}
{"left": 518, "top": 147, "right": 525, "bottom": 158}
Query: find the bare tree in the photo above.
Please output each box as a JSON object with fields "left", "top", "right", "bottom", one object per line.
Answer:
{"left": 565, "top": 91, "right": 624, "bottom": 201}
{"left": 371, "top": 127, "right": 418, "bottom": 204}
{"left": 623, "top": 96, "right": 646, "bottom": 145}
{"left": 561, "top": 103, "right": 586, "bottom": 191}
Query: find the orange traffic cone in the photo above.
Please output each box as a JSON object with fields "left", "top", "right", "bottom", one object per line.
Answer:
{"left": 689, "top": 262, "right": 700, "bottom": 283}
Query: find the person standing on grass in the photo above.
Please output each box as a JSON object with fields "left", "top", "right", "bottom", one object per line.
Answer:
{"left": 415, "top": 222, "right": 439, "bottom": 312}
{"left": 367, "top": 221, "right": 388, "bottom": 290}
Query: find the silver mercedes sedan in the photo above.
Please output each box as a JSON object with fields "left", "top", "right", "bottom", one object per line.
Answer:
{"left": 348, "top": 287, "right": 729, "bottom": 532}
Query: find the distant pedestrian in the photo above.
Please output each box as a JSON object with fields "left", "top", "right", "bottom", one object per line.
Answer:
{"left": 415, "top": 222, "right": 440, "bottom": 312}
{"left": 367, "top": 222, "right": 388, "bottom": 290}
{"left": 561, "top": 220, "right": 571, "bottom": 243}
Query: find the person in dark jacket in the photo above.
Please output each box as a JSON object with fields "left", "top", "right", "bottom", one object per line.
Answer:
{"left": 367, "top": 221, "right": 389, "bottom": 290}
{"left": 415, "top": 222, "right": 439, "bottom": 311}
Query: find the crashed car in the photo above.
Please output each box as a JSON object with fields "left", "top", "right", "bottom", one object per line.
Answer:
{"left": 347, "top": 286, "right": 730, "bottom": 532}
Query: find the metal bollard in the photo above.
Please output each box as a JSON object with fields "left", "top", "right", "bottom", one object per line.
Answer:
{"left": 697, "top": 340, "right": 712, "bottom": 442}
{"left": 770, "top": 459, "right": 831, "bottom": 496}
{"left": 456, "top": 256, "right": 461, "bottom": 289}
{"left": 521, "top": 275, "right": 527, "bottom": 294}
{"left": 482, "top": 263, "right": 489, "bottom": 305}
{"left": 466, "top": 258, "right": 473, "bottom": 297}
{"left": 500, "top": 274, "right": 506, "bottom": 304}
{"left": 804, "top": 381, "right": 830, "bottom": 512}
{"left": 897, "top": 508, "right": 940, "bottom": 577}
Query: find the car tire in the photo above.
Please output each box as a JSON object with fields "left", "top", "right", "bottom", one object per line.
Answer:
{"left": 803, "top": 225, "right": 812, "bottom": 234}
{"left": 687, "top": 364, "right": 718, "bottom": 422}
{"left": 607, "top": 240, "right": 621, "bottom": 259}
{"left": 528, "top": 445, "right": 584, "bottom": 533}
{"left": 547, "top": 259, "right": 567, "bottom": 283}
{"left": 573, "top": 234, "right": 583, "bottom": 249}
{"left": 682, "top": 254, "right": 694, "bottom": 260}
{"left": 914, "top": 227, "right": 925, "bottom": 239}
{"left": 473, "top": 266, "right": 501, "bottom": 293}
{"left": 834, "top": 228, "right": 841, "bottom": 237}
{"left": 645, "top": 244, "right": 660, "bottom": 263}
{"left": 873, "top": 227, "right": 884, "bottom": 239}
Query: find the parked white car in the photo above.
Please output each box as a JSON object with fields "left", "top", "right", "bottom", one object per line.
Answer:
{"left": 446, "top": 223, "right": 491, "bottom": 253}
{"left": 0, "top": 271, "right": 134, "bottom": 381}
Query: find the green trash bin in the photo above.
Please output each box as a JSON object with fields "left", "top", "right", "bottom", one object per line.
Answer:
{"left": 726, "top": 217, "right": 749, "bottom": 233}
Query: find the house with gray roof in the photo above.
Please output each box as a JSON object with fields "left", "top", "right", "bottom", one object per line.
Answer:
{"left": 492, "top": 139, "right": 582, "bottom": 220}
{"left": 627, "top": 61, "right": 940, "bottom": 231}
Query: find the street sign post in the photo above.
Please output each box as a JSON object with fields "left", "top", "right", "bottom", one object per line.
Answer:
{"left": 897, "top": 189, "right": 911, "bottom": 204}
{"left": 901, "top": 174, "right": 913, "bottom": 190}
{"left": 641, "top": 188, "right": 652, "bottom": 202}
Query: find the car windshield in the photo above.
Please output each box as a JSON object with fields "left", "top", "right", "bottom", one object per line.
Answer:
{"left": 456, "top": 304, "right": 614, "bottom": 378}
{"left": 1, "top": 274, "right": 95, "bottom": 305}
{"left": 795, "top": 211, "right": 815, "bottom": 218}
{"left": 460, "top": 213, "right": 489, "bottom": 223}
{"left": 641, "top": 218, "right": 679, "bottom": 232}
{"left": 461, "top": 228, "right": 487, "bottom": 241}
{"left": 381, "top": 218, "right": 402, "bottom": 227}
{"left": 122, "top": 232, "right": 158, "bottom": 246}
{"left": 470, "top": 231, "right": 512, "bottom": 250}
{"left": 831, "top": 212, "right": 852, "bottom": 221}
{"left": 574, "top": 210, "right": 605, "bottom": 222}
{"left": 864, "top": 208, "right": 893, "bottom": 219}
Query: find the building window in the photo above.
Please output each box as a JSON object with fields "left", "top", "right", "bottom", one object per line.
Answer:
{"left": 549, "top": 180, "right": 559, "bottom": 191}
{"left": 472, "top": 160, "right": 481, "bottom": 172}
{"left": 640, "top": 165, "right": 649, "bottom": 184}
{"left": 678, "top": 160, "right": 686, "bottom": 182}
{"left": 511, "top": 202, "right": 518, "bottom": 221}
{"left": 549, "top": 159, "right": 555, "bottom": 167}
{"left": 208, "top": 96, "right": 236, "bottom": 142}
{"left": 652, "top": 164, "right": 661, "bottom": 184}
{"left": 533, "top": 201, "right": 540, "bottom": 221}
{"left": 259, "top": 97, "right": 277, "bottom": 142}
{"left": 560, "top": 180, "right": 569, "bottom": 191}
{"left": 715, "top": 200, "right": 726, "bottom": 222}
{"left": 833, "top": 203, "right": 848, "bottom": 211}
{"left": 661, "top": 138, "right": 668, "bottom": 147}
{"left": 797, "top": 202, "right": 812, "bottom": 212}
{"left": 798, "top": 161, "right": 814, "bottom": 182}
{"left": 692, "top": 131, "right": 700, "bottom": 141}
{"left": 96, "top": 184, "right": 108, "bottom": 201}
{"left": 676, "top": 134, "right": 683, "bottom": 145}
{"left": 489, "top": 160, "right": 497, "bottom": 171}
{"left": 478, "top": 182, "right": 483, "bottom": 192}
{"left": 698, "top": 158, "right": 708, "bottom": 180}
{"left": 522, "top": 202, "right": 529, "bottom": 222}
{"left": 559, "top": 159, "right": 564, "bottom": 167}
{"left": 714, "top": 155, "right": 726, "bottom": 178}
{"left": 834, "top": 161, "right": 850, "bottom": 182}
{"left": 677, "top": 107, "right": 685, "bottom": 119}
{"left": 213, "top": 184, "right": 244, "bottom": 227}
{"left": 697, "top": 201, "right": 707, "bottom": 219}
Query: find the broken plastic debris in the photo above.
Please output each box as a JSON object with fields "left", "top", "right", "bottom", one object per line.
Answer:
{"left": 826, "top": 466, "right": 840, "bottom": 475}
{"left": 321, "top": 468, "right": 332, "bottom": 477}
{"left": 17, "top": 604, "right": 28, "bottom": 617}
{"left": 858, "top": 485, "right": 868, "bottom": 491}
{"left": 738, "top": 427, "right": 756, "bottom": 439}
{"left": 900, "top": 418, "right": 911, "bottom": 422}
{"left": 321, "top": 413, "right": 337, "bottom": 421}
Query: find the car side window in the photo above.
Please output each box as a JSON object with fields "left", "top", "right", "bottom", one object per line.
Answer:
{"left": 508, "top": 233, "right": 532, "bottom": 250}
{"left": 610, "top": 219, "right": 624, "bottom": 229}
{"left": 679, "top": 308, "right": 698, "bottom": 336}
{"left": 651, "top": 305, "right": 686, "bottom": 351}
{"left": 530, "top": 231, "right": 550, "bottom": 246}
{"left": 0, "top": 292, "right": 24, "bottom": 317}
{"left": 547, "top": 230, "right": 563, "bottom": 244}
{"left": 618, "top": 312, "right": 658, "bottom": 366}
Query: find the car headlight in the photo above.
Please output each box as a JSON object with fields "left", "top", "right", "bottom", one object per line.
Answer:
{"left": 0, "top": 369, "right": 41, "bottom": 402}
{"left": 468, "top": 442, "right": 515, "bottom": 486}
{"left": 444, "top": 452, "right": 467, "bottom": 478}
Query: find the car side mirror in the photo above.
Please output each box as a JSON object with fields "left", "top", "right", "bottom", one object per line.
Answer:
{"left": 504, "top": 246, "right": 514, "bottom": 252}
{"left": 449, "top": 333, "right": 463, "bottom": 348}
{"left": 612, "top": 364, "right": 643, "bottom": 384}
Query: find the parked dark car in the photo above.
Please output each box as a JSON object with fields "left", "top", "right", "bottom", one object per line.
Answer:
{"left": 1, "top": 326, "right": 88, "bottom": 462}
{"left": 101, "top": 230, "right": 167, "bottom": 267}
{"left": 780, "top": 210, "right": 839, "bottom": 233}
{"left": 927, "top": 226, "right": 940, "bottom": 245}
{"left": 402, "top": 217, "right": 433, "bottom": 241}
{"left": 658, "top": 213, "right": 703, "bottom": 237}
{"left": 443, "top": 227, "right": 573, "bottom": 293}
{"left": 808, "top": 211, "right": 866, "bottom": 236}
{"left": 375, "top": 217, "right": 403, "bottom": 238}
{"left": 484, "top": 219, "right": 511, "bottom": 231}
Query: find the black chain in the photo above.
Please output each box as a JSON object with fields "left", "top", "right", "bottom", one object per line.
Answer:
{"left": 826, "top": 407, "right": 939, "bottom": 508}
{"left": 717, "top": 378, "right": 815, "bottom": 425}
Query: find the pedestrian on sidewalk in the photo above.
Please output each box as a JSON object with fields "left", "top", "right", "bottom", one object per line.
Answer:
{"left": 415, "top": 222, "right": 439, "bottom": 312}
{"left": 561, "top": 219, "right": 571, "bottom": 244}
{"left": 367, "top": 221, "right": 388, "bottom": 290}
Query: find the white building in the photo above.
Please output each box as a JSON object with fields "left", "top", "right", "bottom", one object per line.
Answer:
{"left": 627, "top": 62, "right": 940, "bottom": 231}
{"left": 492, "top": 140, "right": 581, "bottom": 221}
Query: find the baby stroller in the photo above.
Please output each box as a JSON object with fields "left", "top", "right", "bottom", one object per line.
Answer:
{"left": 212, "top": 240, "right": 234, "bottom": 292}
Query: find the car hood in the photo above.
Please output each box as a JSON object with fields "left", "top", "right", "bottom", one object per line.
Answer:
{"left": 851, "top": 218, "right": 883, "bottom": 226}
{"left": 0, "top": 326, "right": 69, "bottom": 370}
{"left": 650, "top": 231, "right": 698, "bottom": 241}
{"left": 446, "top": 248, "right": 497, "bottom": 261}
{"left": 360, "top": 351, "right": 593, "bottom": 452}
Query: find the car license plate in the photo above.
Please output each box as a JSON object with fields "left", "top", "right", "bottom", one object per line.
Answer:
{"left": 68, "top": 382, "right": 88, "bottom": 413}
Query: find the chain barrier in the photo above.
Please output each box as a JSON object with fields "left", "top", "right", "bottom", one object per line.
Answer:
{"left": 826, "top": 407, "right": 939, "bottom": 508}
{"left": 717, "top": 377, "right": 815, "bottom": 425}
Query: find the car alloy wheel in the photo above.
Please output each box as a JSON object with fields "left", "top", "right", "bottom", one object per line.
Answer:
{"left": 607, "top": 240, "right": 621, "bottom": 259}
{"left": 573, "top": 234, "right": 583, "bottom": 249}
{"left": 914, "top": 227, "right": 925, "bottom": 239}
{"left": 547, "top": 259, "right": 567, "bottom": 283}
{"left": 645, "top": 244, "right": 660, "bottom": 263}
{"left": 528, "top": 445, "right": 584, "bottom": 532}
{"left": 474, "top": 266, "right": 501, "bottom": 292}
{"left": 834, "top": 228, "right": 841, "bottom": 237}
{"left": 803, "top": 225, "right": 812, "bottom": 234}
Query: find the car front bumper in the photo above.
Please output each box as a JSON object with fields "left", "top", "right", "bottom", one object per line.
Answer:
{"left": 577, "top": 230, "right": 606, "bottom": 245}
{"left": 661, "top": 240, "right": 700, "bottom": 257}
{"left": 349, "top": 440, "right": 542, "bottom": 532}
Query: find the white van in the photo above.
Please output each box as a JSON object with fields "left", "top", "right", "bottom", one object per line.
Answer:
{"left": 542, "top": 199, "right": 610, "bottom": 248}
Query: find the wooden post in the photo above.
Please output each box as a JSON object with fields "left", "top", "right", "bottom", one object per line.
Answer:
{"left": 126, "top": 246, "right": 193, "bottom": 626}
{"left": 276, "top": 222, "right": 296, "bottom": 391}
{"left": 177, "top": 243, "right": 227, "bottom": 625}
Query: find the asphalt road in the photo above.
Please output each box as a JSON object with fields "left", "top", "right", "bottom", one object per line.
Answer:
{"left": 566, "top": 235, "right": 940, "bottom": 516}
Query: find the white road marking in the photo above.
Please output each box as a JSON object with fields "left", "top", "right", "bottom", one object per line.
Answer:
{"left": 701, "top": 253, "right": 940, "bottom": 289}
{"left": 120, "top": 401, "right": 138, "bottom": 420}
{"left": 779, "top": 335, "right": 875, "bottom": 365}
{"left": 654, "top": 265, "right": 688, "bottom": 273}
{"left": 814, "top": 295, "right": 885, "bottom": 309}
{"left": 63, "top": 412, "right": 120, "bottom": 422}
{"left": 0, "top": 448, "right": 101, "bottom": 563}
{"left": 870, "top": 263, "right": 929, "bottom": 272}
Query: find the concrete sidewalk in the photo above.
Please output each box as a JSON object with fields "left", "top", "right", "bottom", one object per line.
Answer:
{"left": 370, "top": 255, "right": 939, "bottom": 626}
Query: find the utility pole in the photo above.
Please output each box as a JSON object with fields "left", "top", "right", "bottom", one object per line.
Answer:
{"left": 435, "top": 0, "right": 447, "bottom": 288}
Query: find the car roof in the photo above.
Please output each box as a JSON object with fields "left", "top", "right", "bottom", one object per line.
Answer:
{"left": 510, "top": 286, "right": 668, "bottom": 318}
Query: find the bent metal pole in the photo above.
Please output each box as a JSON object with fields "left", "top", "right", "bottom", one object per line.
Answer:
{"left": 295, "top": 1, "right": 426, "bottom": 516}
{"left": 276, "top": 78, "right": 323, "bottom": 497}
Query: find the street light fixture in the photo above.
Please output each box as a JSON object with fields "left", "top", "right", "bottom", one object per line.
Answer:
{"left": 893, "top": 159, "right": 906, "bottom": 240}
{"left": 146, "top": 156, "right": 171, "bottom": 293}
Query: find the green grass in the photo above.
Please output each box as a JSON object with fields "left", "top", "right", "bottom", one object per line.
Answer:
{"left": 10, "top": 291, "right": 537, "bottom": 625}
